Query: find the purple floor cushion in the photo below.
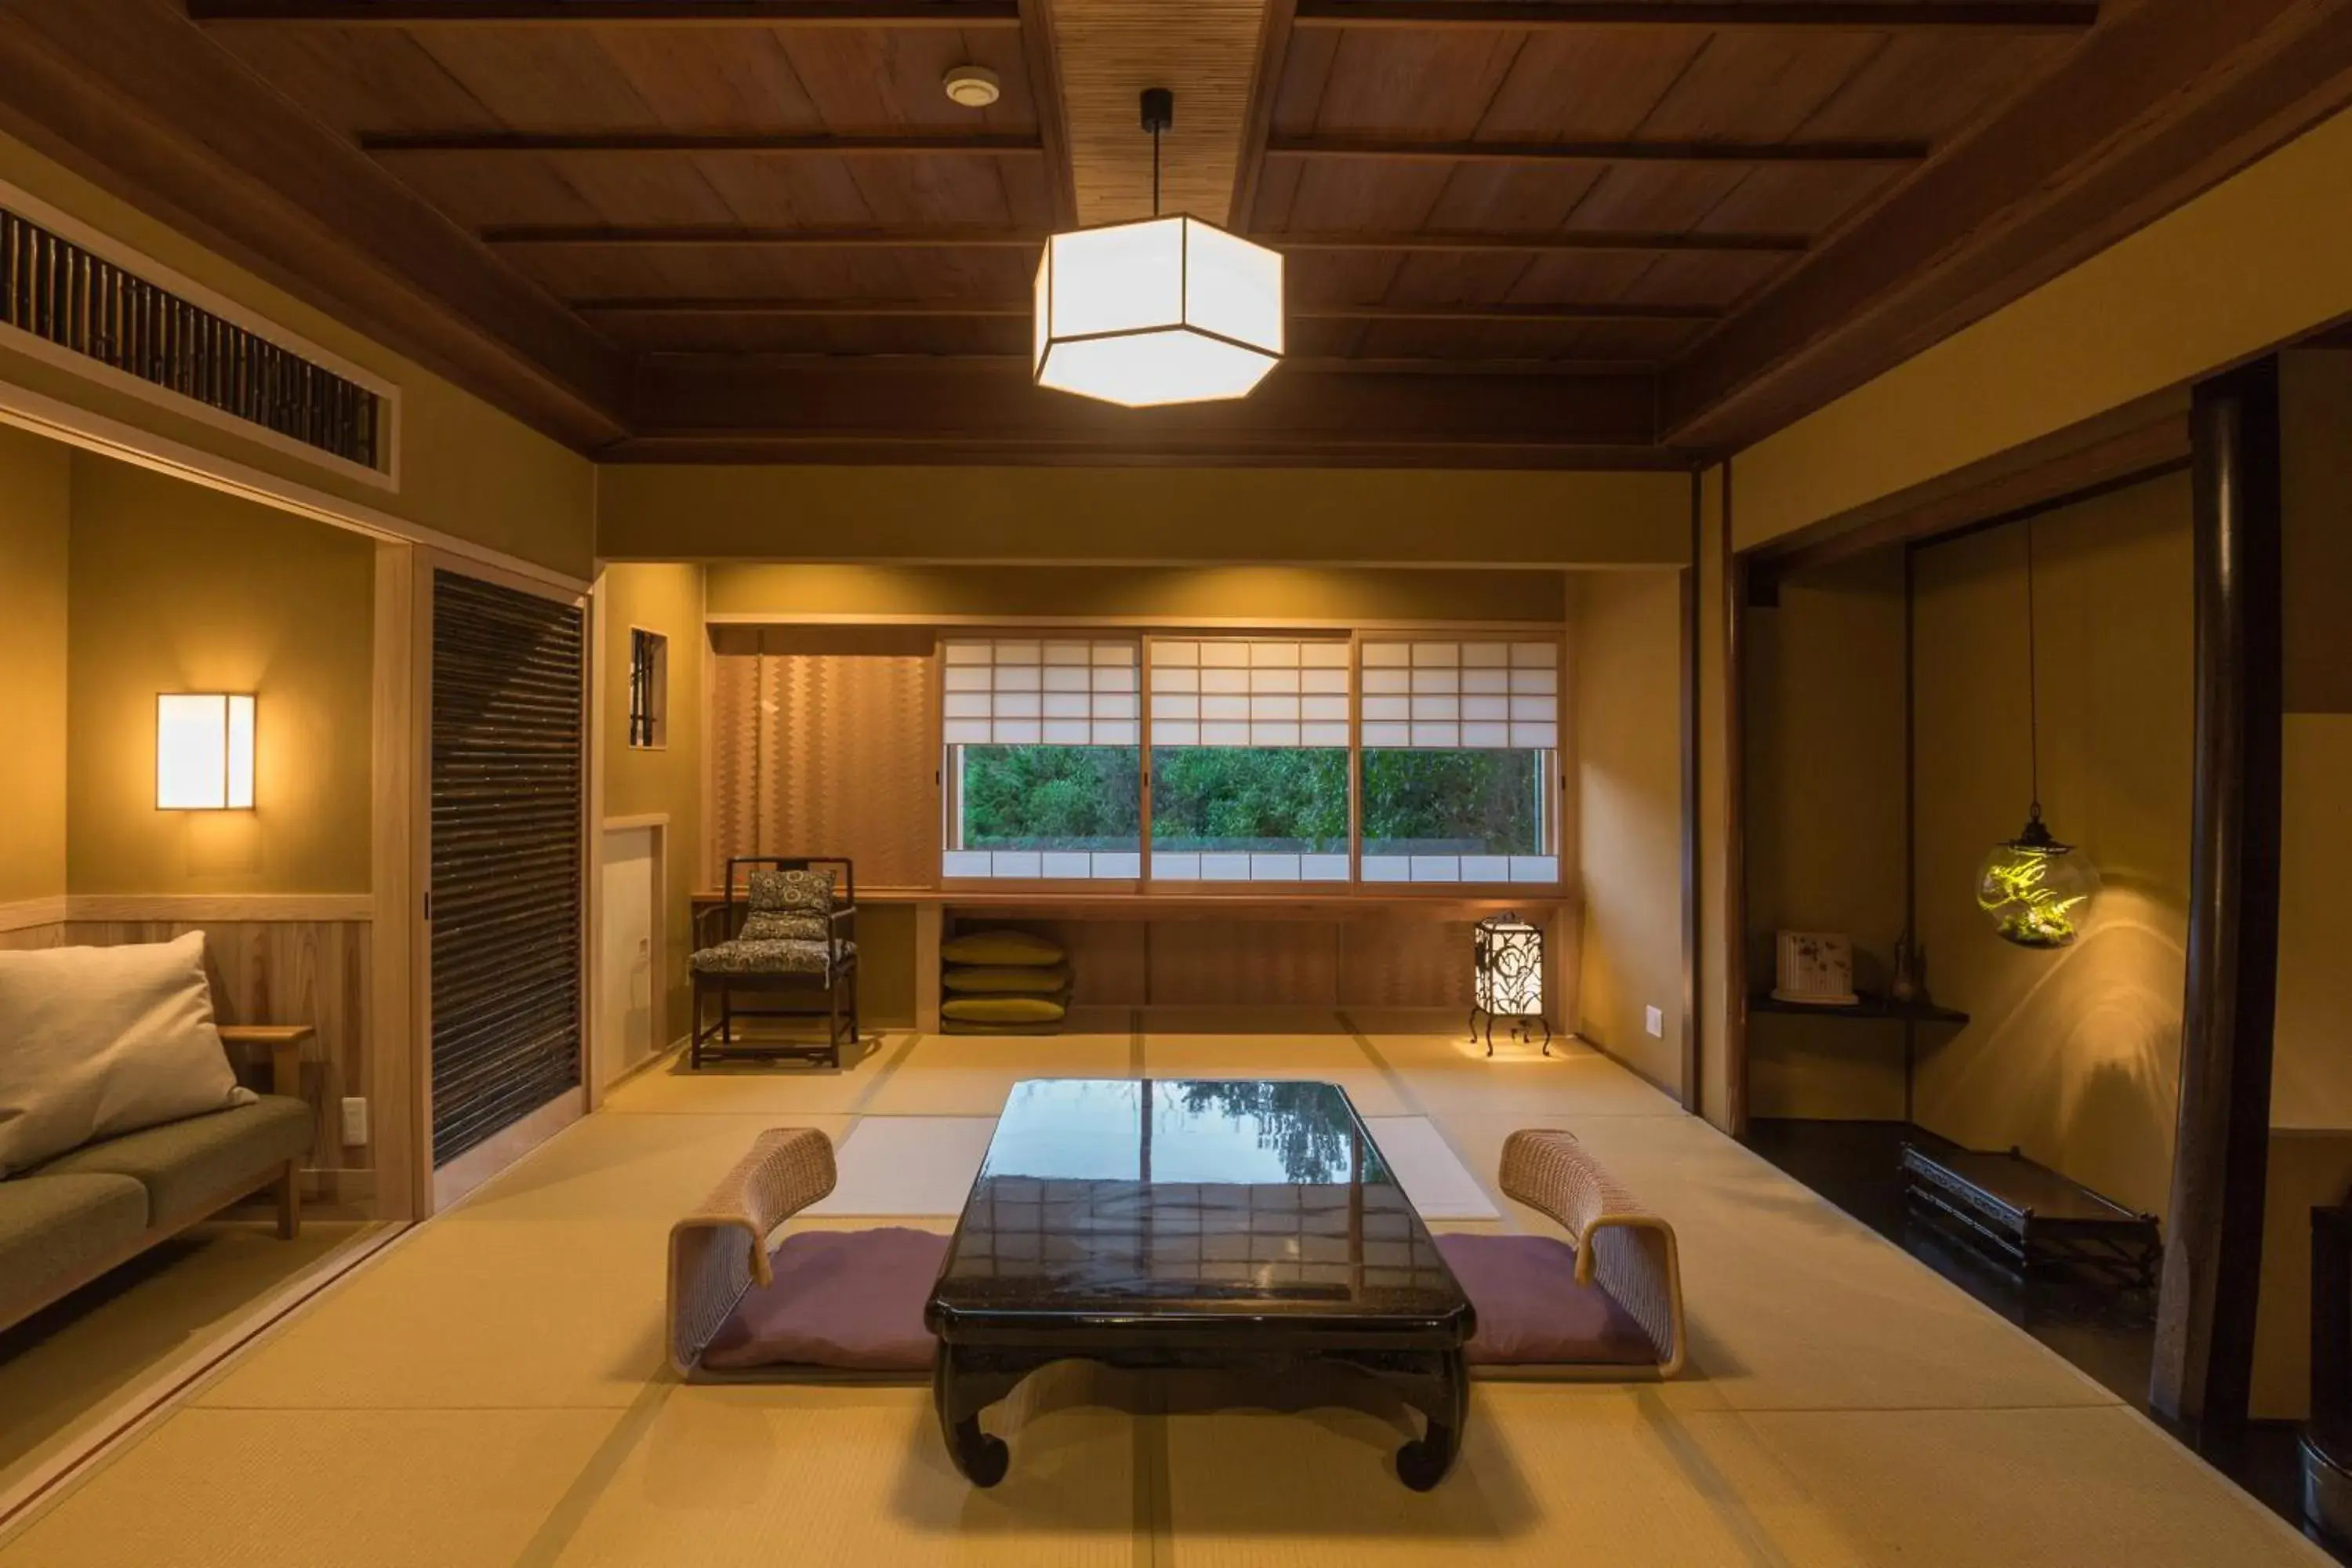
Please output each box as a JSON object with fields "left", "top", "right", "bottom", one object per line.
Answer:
{"left": 702, "top": 1227, "right": 949, "bottom": 1373}
{"left": 1434, "top": 1233, "right": 1660, "bottom": 1367}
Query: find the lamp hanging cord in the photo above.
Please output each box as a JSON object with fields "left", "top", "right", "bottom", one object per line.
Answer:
{"left": 1140, "top": 88, "right": 1173, "bottom": 220}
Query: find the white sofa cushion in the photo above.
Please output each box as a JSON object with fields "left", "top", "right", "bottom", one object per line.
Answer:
{"left": 0, "top": 932, "right": 255, "bottom": 1177}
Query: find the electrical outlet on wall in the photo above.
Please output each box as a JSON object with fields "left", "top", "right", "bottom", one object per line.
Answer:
{"left": 340, "top": 1096, "right": 370, "bottom": 1147}
{"left": 1645, "top": 1005, "right": 1665, "bottom": 1039}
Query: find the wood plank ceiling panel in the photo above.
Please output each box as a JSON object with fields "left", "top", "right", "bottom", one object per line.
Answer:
{"left": 203, "top": 24, "right": 505, "bottom": 133}
{"left": 1054, "top": 0, "right": 1268, "bottom": 223}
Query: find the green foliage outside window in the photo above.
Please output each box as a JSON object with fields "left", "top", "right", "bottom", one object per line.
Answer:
{"left": 1149, "top": 747, "right": 1349, "bottom": 852}
{"left": 956, "top": 744, "right": 1548, "bottom": 857}
{"left": 955, "top": 746, "right": 1138, "bottom": 849}
{"left": 1361, "top": 749, "right": 1544, "bottom": 855}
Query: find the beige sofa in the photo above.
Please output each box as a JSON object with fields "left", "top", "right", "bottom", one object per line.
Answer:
{"left": 0, "top": 1027, "right": 314, "bottom": 1333}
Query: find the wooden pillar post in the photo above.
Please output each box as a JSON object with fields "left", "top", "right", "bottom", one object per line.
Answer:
{"left": 2151, "top": 357, "right": 2285, "bottom": 1456}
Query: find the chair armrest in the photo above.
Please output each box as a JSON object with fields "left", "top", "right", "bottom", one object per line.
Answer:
{"left": 667, "top": 1127, "right": 837, "bottom": 1375}
{"left": 1498, "top": 1129, "right": 1687, "bottom": 1377}
{"left": 218, "top": 1024, "right": 312, "bottom": 1098}
{"left": 693, "top": 903, "right": 734, "bottom": 946}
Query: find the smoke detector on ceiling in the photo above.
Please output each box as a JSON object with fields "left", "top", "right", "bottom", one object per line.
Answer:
{"left": 943, "top": 66, "right": 1001, "bottom": 108}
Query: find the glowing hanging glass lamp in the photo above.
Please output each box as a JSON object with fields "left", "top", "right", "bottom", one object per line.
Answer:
{"left": 1033, "top": 89, "right": 1283, "bottom": 408}
{"left": 1976, "top": 517, "right": 2100, "bottom": 949}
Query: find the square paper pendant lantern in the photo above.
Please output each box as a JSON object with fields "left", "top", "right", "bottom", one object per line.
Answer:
{"left": 1033, "top": 216, "right": 1283, "bottom": 408}
{"left": 1472, "top": 912, "right": 1552, "bottom": 1055}
{"left": 157, "top": 693, "right": 255, "bottom": 810}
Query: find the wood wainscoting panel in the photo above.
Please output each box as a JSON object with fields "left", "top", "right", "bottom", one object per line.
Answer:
{"left": 0, "top": 924, "right": 65, "bottom": 952}
{"left": 1149, "top": 920, "right": 1341, "bottom": 1007}
{"left": 1338, "top": 916, "right": 1477, "bottom": 1010}
{"left": 58, "top": 920, "right": 371, "bottom": 1197}
{"left": 709, "top": 626, "right": 936, "bottom": 891}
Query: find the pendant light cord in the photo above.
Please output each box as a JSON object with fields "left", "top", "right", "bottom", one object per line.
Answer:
{"left": 2025, "top": 514, "right": 2041, "bottom": 815}
{"left": 1152, "top": 123, "right": 1162, "bottom": 217}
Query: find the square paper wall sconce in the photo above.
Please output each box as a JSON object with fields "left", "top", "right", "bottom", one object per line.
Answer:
{"left": 157, "top": 694, "right": 256, "bottom": 810}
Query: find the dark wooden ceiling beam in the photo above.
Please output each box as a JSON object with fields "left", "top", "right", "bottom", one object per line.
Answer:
{"left": 1229, "top": 0, "right": 1301, "bottom": 230}
{"left": 0, "top": 3, "right": 630, "bottom": 448}
{"left": 625, "top": 355, "right": 1662, "bottom": 461}
{"left": 1015, "top": 0, "right": 1079, "bottom": 229}
{"left": 1659, "top": 0, "right": 2352, "bottom": 451}
{"left": 1266, "top": 135, "right": 1929, "bottom": 165}
{"left": 361, "top": 132, "right": 1044, "bottom": 156}
{"left": 575, "top": 297, "right": 1719, "bottom": 322}
{"left": 481, "top": 224, "right": 1809, "bottom": 255}
{"left": 188, "top": 2, "right": 1024, "bottom": 25}
{"left": 1290, "top": 2, "right": 2098, "bottom": 32}
{"left": 483, "top": 224, "right": 1049, "bottom": 248}
{"left": 1276, "top": 229, "right": 1811, "bottom": 256}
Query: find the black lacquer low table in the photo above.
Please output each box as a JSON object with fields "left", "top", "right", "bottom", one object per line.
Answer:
{"left": 924, "top": 1078, "right": 1475, "bottom": 1490}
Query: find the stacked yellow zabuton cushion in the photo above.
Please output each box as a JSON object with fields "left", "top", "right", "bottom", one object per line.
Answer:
{"left": 941, "top": 930, "right": 1069, "bottom": 1028}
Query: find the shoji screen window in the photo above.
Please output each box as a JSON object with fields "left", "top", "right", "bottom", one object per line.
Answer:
{"left": 1149, "top": 638, "right": 1350, "bottom": 881}
{"left": 1359, "top": 640, "right": 1560, "bottom": 884}
{"left": 942, "top": 639, "right": 1141, "bottom": 879}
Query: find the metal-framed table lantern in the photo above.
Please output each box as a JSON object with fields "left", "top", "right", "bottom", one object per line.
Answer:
{"left": 1470, "top": 912, "right": 1552, "bottom": 1055}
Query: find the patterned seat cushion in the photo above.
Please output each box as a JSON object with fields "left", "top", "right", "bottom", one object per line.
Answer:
{"left": 691, "top": 938, "right": 855, "bottom": 976}
{"left": 740, "top": 869, "right": 835, "bottom": 943}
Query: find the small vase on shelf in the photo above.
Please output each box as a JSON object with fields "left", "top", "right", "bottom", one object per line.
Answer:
{"left": 1890, "top": 934, "right": 1919, "bottom": 1004}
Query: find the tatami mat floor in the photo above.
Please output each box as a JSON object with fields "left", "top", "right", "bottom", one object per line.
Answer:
{"left": 0, "top": 1015, "right": 2325, "bottom": 1566}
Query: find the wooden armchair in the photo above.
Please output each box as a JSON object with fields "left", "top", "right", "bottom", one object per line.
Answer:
{"left": 689, "top": 857, "right": 860, "bottom": 1069}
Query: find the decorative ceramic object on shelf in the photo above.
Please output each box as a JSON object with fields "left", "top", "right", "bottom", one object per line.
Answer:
{"left": 1771, "top": 931, "right": 1858, "bottom": 1007}
{"left": 1890, "top": 932, "right": 1919, "bottom": 1004}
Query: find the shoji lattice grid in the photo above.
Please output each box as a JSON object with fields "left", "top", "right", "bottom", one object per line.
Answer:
{"left": 942, "top": 638, "right": 1141, "bottom": 745}
{"left": 1149, "top": 638, "right": 1352, "bottom": 882}
{"left": 1361, "top": 639, "right": 1561, "bottom": 885}
{"left": 1146, "top": 638, "right": 1352, "bottom": 747}
{"left": 942, "top": 638, "right": 1142, "bottom": 880}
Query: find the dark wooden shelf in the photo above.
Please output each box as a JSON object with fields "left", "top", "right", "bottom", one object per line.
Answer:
{"left": 1749, "top": 992, "right": 1969, "bottom": 1026}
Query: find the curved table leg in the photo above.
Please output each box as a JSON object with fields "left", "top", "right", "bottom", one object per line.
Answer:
{"left": 932, "top": 1343, "right": 1021, "bottom": 1487}
{"left": 1394, "top": 1348, "right": 1469, "bottom": 1492}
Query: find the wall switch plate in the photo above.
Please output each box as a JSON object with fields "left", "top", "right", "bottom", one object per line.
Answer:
{"left": 340, "top": 1096, "right": 369, "bottom": 1147}
{"left": 1645, "top": 1005, "right": 1665, "bottom": 1039}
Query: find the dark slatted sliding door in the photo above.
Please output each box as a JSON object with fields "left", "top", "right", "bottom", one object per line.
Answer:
{"left": 430, "top": 569, "right": 585, "bottom": 1167}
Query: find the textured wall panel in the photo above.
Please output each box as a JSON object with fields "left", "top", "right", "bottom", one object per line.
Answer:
{"left": 709, "top": 630, "right": 936, "bottom": 892}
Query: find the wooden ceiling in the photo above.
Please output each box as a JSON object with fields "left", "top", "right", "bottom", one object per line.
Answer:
{"left": 0, "top": 1, "right": 2346, "bottom": 465}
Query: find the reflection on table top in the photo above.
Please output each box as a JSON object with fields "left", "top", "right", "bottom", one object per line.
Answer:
{"left": 929, "top": 1079, "right": 1468, "bottom": 1325}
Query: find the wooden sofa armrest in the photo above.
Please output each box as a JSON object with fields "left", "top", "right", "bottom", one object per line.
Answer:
{"left": 1498, "top": 1129, "right": 1687, "bottom": 1377}
{"left": 218, "top": 1024, "right": 311, "bottom": 1098}
{"left": 668, "top": 1128, "right": 837, "bottom": 1376}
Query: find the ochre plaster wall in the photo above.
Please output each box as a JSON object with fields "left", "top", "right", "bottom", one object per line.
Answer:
{"left": 1571, "top": 568, "right": 1686, "bottom": 1095}
{"left": 1909, "top": 473, "right": 2194, "bottom": 1221}
{"left": 705, "top": 562, "right": 1577, "bottom": 626}
{"left": 0, "top": 422, "right": 70, "bottom": 909}
{"left": 1742, "top": 553, "right": 1911, "bottom": 1120}
{"left": 604, "top": 466, "right": 1689, "bottom": 568}
{"left": 597, "top": 563, "right": 706, "bottom": 1051}
{"left": 0, "top": 129, "right": 596, "bottom": 580}
{"left": 2253, "top": 348, "right": 2352, "bottom": 1419}
{"left": 1732, "top": 107, "right": 2352, "bottom": 550}
{"left": 66, "top": 452, "right": 374, "bottom": 895}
